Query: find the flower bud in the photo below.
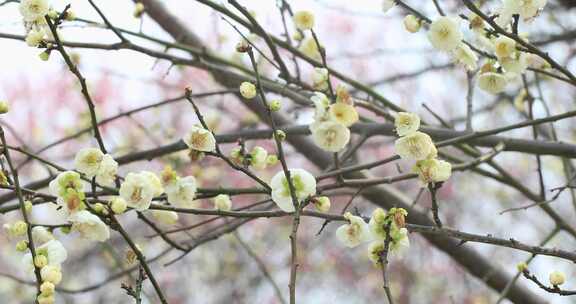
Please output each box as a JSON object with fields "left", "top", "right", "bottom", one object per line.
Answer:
{"left": 24, "top": 200, "right": 33, "bottom": 213}
{"left": 39, "top": 50, "right": 50, "bottom": 61}
{"left": 313, "top": 196, "right": 330, "bottom": 212}
{"left": 403, "top": 15, "right": 421, "bottom": 33}
{"left": 274, "top": 130, "right": 286, "bottom": 141}
{"left": 16, "top": 240, "right": 28, "bottom": 252}
{"left": 12, "top": 221, "right": 28, "bottom": 236}
{"left": 0, "top": 101, "right": 9, "bottom": 114}
{"left": 92, "top": 203, "right": 105, "bottom": 214}
{"left": 34, "top": 255, "right": 48, "bottom": 268}
{"left": 40, "top": 281, "right": 55, "bottom": 296}
{"left": 37, "top": 294, "right": 55, "bottom": 304}
{"left": 110, "top": 197, "right": 127, "bottom": 214}
{"left": 266, "top": 154, "right": 278, "bottom": 166}
{"left": 64, "top": 10, "right": 75, "bottom": 21}
{"left": 40, "top": 265, "right": 62, "bottom": 284}
{"left": 236, "top": 39, "right": 251, "bottom": 53}
{"left": 516, "top": 262, "right": 528, "bottom": 272}
{"left": 269, "top": 100, "right": 281, "bottom": 112}
{"left": 239, "top": 82, "right": 257, "bottom": 99}
{"left": 133, "top": 2, "right": 145, "bottom": 18}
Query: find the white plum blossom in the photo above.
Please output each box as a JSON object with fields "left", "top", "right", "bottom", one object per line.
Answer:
{"left": 394, "top": 131, "right": 436, "bottom": 160}
{"left": 166, "top": 176, "right": 198, "bottom": 208}
{"left": 270, "top": 168, "right": 316, "bottom": 212}
{"left": 413, "top": 158, "right": 452, "bottom": 185}
{"left": 497, "top": 0, "right": 547, "bottom": 25}
{"left": 150, "top": 209, "right": 179, "bottom": 225}
{"left": 74, "top": 148, "right": 104, "bottom": 178}
{"left": 451, "top": 44, "right": 478, "bottom": 71}
{"left": 428, "top": 16, "right": 463, "bottom": 51}
{"left": 335, "top": 212, "right": 371, "bottom": 248}
{"left": 311, "top": 92, "right": 330, "bottom": 123}
{"left": 95, "top": 154, "right": 118, "bottom": 187}
{"left": 119, "top": 172, "right": 158, "bottom": 211}
{"left": 213, "top": 194, "right": 232, "bottom": 211}
{"left": 25, "top": 28, "right": 45, "bottom": 47}
{"left": 500, "top": 53, "right": 529, "bottom": 74}
{"left": 494, "top": 36, "right": 517, "bottom": 59}
{"left": 140, "top": 171, "right": 164, "bottom": 197}
{"left": 312, "top": 68, "right": 329, "bottom": 91}
{"left": 183, "top": 125, "right": 216, "bottom": 152}
{"left": 32, "top": 226, "right": 54, "bottom": 245}
{"left": 298, "top": 37, "right": 321, "bottom": 61}
{"left": 311, "top": 121, "right": 350, "bottom": 152}
{"left": 394, "top": 112, "right": 420, "bottom": 136}
{"left": 329, "top": 103, "right": 359, "bottom": 127}
{"left": 478, "top": 72, "right": 508, "bottom": 94}
{"left": 293, "top": 11, "right": 315, "bottom": 31}
{"left": 69, "top": 210, "right": 110, "bottom": 242}
{"left": 19, "top": 0, "right": 49, "bottom": 22}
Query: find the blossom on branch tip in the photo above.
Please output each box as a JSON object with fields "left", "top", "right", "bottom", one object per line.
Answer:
{"left": 270, "top": 168, "right": 316, "bottom": 212}
{"left": 133, "top": 2, "right": 145, "bottom": 18}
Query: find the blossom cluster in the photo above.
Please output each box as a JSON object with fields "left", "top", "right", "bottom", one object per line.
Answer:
{"left": 393, "top": 112, "right": 452, "bottom": 185}
{"left": 385, "top": 0, "right": 549, "bottom": 95}
{"left": 19, "top": 0, "right": 76, "bottom": 61}
{"left": 309, "top": 85, "right": 359, "bottom": 152}
{"left": 336, "top": 207, "right": 410, "bottom": 267}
